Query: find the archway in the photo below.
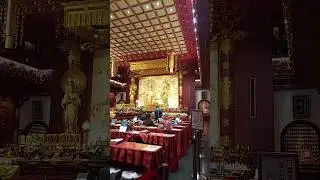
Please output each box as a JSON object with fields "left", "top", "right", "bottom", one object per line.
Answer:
{"left": 281, "top": 120, "right": 320, "bottom": 166}
{"left": 198, "top": 100, "right": 210, "bottom": 116}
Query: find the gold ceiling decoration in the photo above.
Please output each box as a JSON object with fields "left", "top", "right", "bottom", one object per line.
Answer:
{"left": 110, "top": 0, "right": 187, "bottom": 61}
{"left": 129, "top": 58, "right": 172, "bottom": 76}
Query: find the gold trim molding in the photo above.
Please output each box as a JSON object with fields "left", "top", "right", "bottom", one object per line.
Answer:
{"left": 129, "top": 58, "right": 171, "bottom": 76}
{"left": 62, "top": 0, "right": 108, "bottom": 28}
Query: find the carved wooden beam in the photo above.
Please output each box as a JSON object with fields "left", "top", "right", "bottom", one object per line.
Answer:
{"left": 281, "top": 0, "right": 295, "bottom": 72}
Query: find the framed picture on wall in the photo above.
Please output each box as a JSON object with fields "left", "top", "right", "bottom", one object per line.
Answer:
{"left": 201, "top": 91, "right": 207, "bottom": 100}
{"left": 32, "top": 101, "right": 43, "bottom": 120}
{"left": 292, "top": 95, "right": 310, "bottom": 120}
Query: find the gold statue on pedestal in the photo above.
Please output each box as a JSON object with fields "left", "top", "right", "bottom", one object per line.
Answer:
{"left": 61, "top": 79, "right": 81, "bottom": 133}
{"left": 129, "top": 77, "right": 137, "bottom": 104}
{"left": 61, "top": 44, "right": 87, "bottom": 133}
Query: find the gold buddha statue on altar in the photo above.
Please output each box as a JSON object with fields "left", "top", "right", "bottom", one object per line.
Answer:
{"left": 144, "top": 80, "right": 155, "bottom": 106}
{"left": 161, "top": 80, "right": 170, "bottom": 107}
{"left": 129, "top": 77, "right": 137, "bottom": 104}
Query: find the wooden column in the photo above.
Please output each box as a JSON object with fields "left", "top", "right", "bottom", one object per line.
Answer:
{"left": 5, "top": 0, "right": 15, "bottom": 48}
{"left": 178, "top": 72, "right": 183, "bottom": 109}
{"left": 90, "top": 49, "right": 109, "bottom": 143}
{"left": 209, "top": 41, "right": 219, "bottom": 147}
{"left": 219, "top": 38, "right": 234, "bottom": 146}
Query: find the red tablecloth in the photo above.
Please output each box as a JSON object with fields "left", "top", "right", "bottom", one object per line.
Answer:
{"left": 110, "top": 142, "right": 163, "bottom": 171}
{"left": 131, "top": 126, "right": 185, "bottom": 157}
{"left": 110, "top": 129, "right": 179, "bottom": 171}
{"left": 110, "top": 121, "right": 192, "bottom": 157}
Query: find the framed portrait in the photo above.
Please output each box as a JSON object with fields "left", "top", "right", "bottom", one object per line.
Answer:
{"left": 32, "top": 100, "right": 43, "bottom": 120}
{"left": 201, "top": 91, "right": 207, "bottom": 100}
{"left": 292, "top": 95, "right": 310, "bottom": 120}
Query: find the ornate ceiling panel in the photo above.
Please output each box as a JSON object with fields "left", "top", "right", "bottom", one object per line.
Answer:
{"left": 110, "top": 0, "right": 196, "bottom": 62}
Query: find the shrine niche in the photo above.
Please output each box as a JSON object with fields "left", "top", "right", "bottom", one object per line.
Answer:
{"left": 281, "top": 121, "right": 320, "bottom": 166}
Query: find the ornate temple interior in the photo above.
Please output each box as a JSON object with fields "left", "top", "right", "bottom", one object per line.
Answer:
{"left": 0, "top": 0, "right": 320, "bottom": 179}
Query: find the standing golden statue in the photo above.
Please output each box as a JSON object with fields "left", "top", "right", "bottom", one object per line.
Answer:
{"left": 61, "top": 43, "right": 87, "bottom": 133}
{"left": 129, "top": 77, "right": 137, "bottom": 104}
{"left": 161, "top": 81, "right": 170, "bottom": 107}
{"left": 145, "top": 80, "right": 155, "bottom": 106}
{"left": 61, "top": 79, "right": 81, "bottom": 133}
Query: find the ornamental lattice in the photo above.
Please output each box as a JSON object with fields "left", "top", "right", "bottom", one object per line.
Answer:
{"left": 281, "top": 122, "right": 320, "bottom": 166}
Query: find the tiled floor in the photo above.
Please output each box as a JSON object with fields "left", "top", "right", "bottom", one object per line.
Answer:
{"left": 168, "top": 147, "right": 193, "bottom": 180}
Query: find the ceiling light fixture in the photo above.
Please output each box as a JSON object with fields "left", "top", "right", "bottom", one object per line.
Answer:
{"left": 127, "top": 10, "right": 130, "bottom": 14}
{"left": 156, "top": 2, "right": 160, "bottom": 6}
{"left": 169, "top": 8, "right": 173, "bottom": 12}
{"left": 146, "top": 5, "right": 149, "bottom": 9}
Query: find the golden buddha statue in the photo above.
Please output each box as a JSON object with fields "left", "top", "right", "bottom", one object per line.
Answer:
{"left": 161, "top": 81, "right": 170, "bottom": 107}
{"left": 129, "top": 77, "right": 137, "bottom": 104}
{"left": 145, "top": 81, "right": 155, "bottom": 106}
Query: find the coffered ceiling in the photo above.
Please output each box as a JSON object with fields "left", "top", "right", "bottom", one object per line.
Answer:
{"left": 110, "top": 0, "right": 195, "bottom": 62}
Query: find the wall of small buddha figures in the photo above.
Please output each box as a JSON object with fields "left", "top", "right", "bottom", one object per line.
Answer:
{"left": 274, "top": 89, "right": 320, "bottom": 151}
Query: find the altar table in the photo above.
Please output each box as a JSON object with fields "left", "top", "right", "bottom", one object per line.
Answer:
{"left": 110, "top": 142, "right": 163, "bottom": 171}
{"left": 110, "top": 129, "right": 178, "bottom": 171}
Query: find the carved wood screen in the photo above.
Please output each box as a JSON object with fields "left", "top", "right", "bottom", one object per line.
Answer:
{"left": 281, "top": 121, "right": 320, "bottom": 166}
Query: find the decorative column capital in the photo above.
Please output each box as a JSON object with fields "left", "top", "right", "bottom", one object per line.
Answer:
{"left": 209, "top": 0, "right": 247, "bottom": 41}
{"left": 219, "top": 38, "right": 233, "bottom": 54}
{"left": 57, "top": 0, "right": 109, "bottom": 51}
{"left": 210, "top": 41, "right": 219, "bottom": 51}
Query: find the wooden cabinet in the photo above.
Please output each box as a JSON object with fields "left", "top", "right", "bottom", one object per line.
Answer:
{"left": 0, "top": 97, "right": 15, "bottom": 145}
